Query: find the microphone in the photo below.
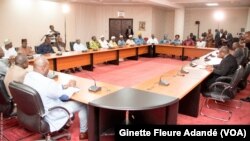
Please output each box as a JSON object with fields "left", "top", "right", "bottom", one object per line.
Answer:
{"left": 84, "top": 72, "right": 102, "bottom": 92}
{"left": 176, "top": 65, "right": 189, "bottom": 76}
{"left": 190, "top": 59, "right": 198, "bottom": 67}
{"left": 159, "top": 75, "right": 170, "bottom": 86}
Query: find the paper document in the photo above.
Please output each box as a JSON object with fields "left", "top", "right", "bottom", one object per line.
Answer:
{"left": 62, "top": 87, "right": 80, "bottom": 97}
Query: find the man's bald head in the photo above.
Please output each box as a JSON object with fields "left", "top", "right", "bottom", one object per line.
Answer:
{"left": 218, "top": 46, "right": 230, "bottom": 58}
{"left": 15, "top": 54, "right": 28, "bottom": 69}
{"left": 33, "top": 56, "right": 49, "bottom": 76}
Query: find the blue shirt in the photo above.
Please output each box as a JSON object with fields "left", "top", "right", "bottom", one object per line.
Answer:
{"left": 118, "top": 40, "right": 126, "bottom": 47}
{"left": 37, "top": 43, "right": 54, "bottom": 54}
{"left": 171, "top": 39, "right": 181, "bottom": 45}
{"left": 134, "top": 38, "right": 145, "bottom": 45}
{"left": 160, "top": 39, "right": 170, "bottom": 44}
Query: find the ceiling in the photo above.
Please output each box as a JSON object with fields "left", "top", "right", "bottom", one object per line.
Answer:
{"left": 60, "top": 0, "right": 250, "bottom": 8}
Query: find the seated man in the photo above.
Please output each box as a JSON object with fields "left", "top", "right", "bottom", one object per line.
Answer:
{"left": 23, "top": 56, "right": 88, "bottom": 140}
{"left": 196, "top": 38, "right": 206, "bottom": 48}
{"left": 109, "top": 36, "right": 118, "bottom": 48}
{"left": 73, "top": 39, "right": 88, "bottom": 51}
{"left": 0, "top": 47, "right": 9, "bottom": 75}
{"left": 126, "top": 35, "right": 135, "bottom": 46}
{"left": 89, "top": 36, "right": 101, "bottom": 50}
{"left": 160, "top": 34, "right": 171, "bottom": 44}
{"left": 202, "top": 46, "right": 238, "bottom": 92}
{"left": 2, "top": 39, "right": 17, "bottom": 59}
{"left": 134, "top": 33, "right": 145, "bottom": 45}
{"left": 170, "top": 35, "right": 181, "bottom": 45}
{"left": 182, "top": 36, "right": 195, "bottom": 46}
{"left": 231, "top": 42, "right": 244, "bottom": 65}
{"left": 54, "top": 36, "right": 67, "bottom": 52}
{"left": 99, "top": 35, "right": 109, "bottom": 49}
{"left": 147, "top": 34, "right": 159, "bottom": 45}
{"left": 118, "top": 35, "right": 126, "bottom": 47}
{"left": 18, "top": 39, "right": 35, "bottom": 56}
{"left": 4, "top": 54, "right": 28, "bottom": 97}
{"left": 37, "top": 36, "right": 55, "bottom": 54}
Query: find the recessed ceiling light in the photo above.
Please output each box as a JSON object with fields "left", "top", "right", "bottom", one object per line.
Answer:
{"left": 206, "top": 3, "right": 219, "bottom": 6}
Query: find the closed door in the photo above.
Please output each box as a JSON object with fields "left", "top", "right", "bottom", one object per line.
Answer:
{"left": 109, "top": 19, "right": 133, "bottom": 41}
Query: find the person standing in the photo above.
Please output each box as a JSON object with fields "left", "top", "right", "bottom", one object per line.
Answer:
{"left": 47, "top": 25, "right": 60, "bottom": 46}
{"left": 125, "top": 26, "right": 134, "bottom": 39}
{"left": 206, "top": 29, "right": 213, "bottom": 47}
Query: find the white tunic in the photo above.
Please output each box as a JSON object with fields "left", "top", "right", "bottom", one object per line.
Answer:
{"left": 73, "top": 43, "right": 88, "bottom": 51}
{"left": 23, "top": 71, "right": 69, "bottom": 132}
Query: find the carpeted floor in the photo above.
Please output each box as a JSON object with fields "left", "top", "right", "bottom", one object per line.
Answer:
{"left": 2, "top": 57, "right": 250, "bottom": 141}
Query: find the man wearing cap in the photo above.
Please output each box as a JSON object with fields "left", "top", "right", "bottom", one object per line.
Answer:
{"left": 134, "top": 33, "right": 145, "bottom": 45}
{"left": 126, "top": 35, "right": 135, "bottom": 46}
{"left": 2, "top": 39, "right": 17, "bottom": 59}
{"left": 99, "top": 35, "right": 109, "bottom": 49}
{"left": 89, "top": 36, "right": 101, "bottom": 50}
{"left": 109, "top": 36, "right": 118, "bottom": 48}
{"left": 118, "top": 35, "right": 126, "bottom": 47}
{"left": 0, "top": 47, "right": 9, "bottom": 75}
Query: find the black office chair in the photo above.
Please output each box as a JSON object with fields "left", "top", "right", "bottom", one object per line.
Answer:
{"left": 238, "top": 62, "right": 250, "bottom": 90}
{"left": 9, "top": 81, "right": 71, "bottom": 141}
{"left": 200, "top": 65, "right": 244, "bottom": 121}
{"left": 69, "top": 42, "right": 75, "bottom": 51}
{"left": 241, "top": 47, "right": 249, "bottom": 67}
{"left": 86, "top": 41, "right": 90, "bottom": 49}
{"left": 0, "top": 74, "right": 15, "bottom": 118}
{"left": 34, "top": 46, "right": 39, "bottom": 54}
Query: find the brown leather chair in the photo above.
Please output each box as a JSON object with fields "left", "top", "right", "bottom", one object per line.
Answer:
{"left": 9, "top": 81, "right": 71, "bottom": 140}
{"left": 0, "top": 74, "right": 15, "bottom": 118}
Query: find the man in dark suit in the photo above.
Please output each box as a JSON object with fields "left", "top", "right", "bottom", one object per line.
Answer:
{"left": 125, "top": 26, "right": 134, "bottom": 39}
{"left": 202, "top": 46, "right": 238, "bottom": 92}
{"left": 214, "top": 29, "right": 221, "bottom": 48}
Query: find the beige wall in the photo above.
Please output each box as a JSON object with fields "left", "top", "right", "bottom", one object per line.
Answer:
{"left": 152, "top": 7, "right": 167, "bottom": 40}
{"left": 0, "top": 0, "right": 249, "bottom": 49}
{"left": 73, "top": 4, "right": 153, "bottom": 43}
{"left": 184, "top": 7, "right": 249, "bottom": 39}
{"left": 0, "top": 0, "right": 161, "bottom": 49}
{"left": 246, "top": 8, "right": 250, "bottom": 31}
{"left": 0, "top": 0, "right": 66, "bottom": 48}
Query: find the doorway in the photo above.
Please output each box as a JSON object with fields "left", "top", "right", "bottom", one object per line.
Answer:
{"left": 109, "top": 18, "right": 133, "bottom": 41}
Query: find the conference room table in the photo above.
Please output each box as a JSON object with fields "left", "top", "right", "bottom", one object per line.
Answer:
{"left": 133, "top": 50, "right": 221, "bottom": 117}
{"left": 28, "top": 44, "right": 215, "bottom": 71}
{"left": 40, "top": 47, "right": 220, "bottom": 141}
{"left": 53, "top": 71, "right": 178, "bottom": 141}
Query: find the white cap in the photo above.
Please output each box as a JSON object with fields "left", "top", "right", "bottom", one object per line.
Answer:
{"left": 129, "top": 35, "right": 133, "bottom": 38}
{"left": 4, "top": 39, "right": 11, "bottom": 45}
{"left": 119, "top": 35, "right": 123, "bottom": 38}
{"left": 111, "top": 36, "right": 116, "bottom": 39}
